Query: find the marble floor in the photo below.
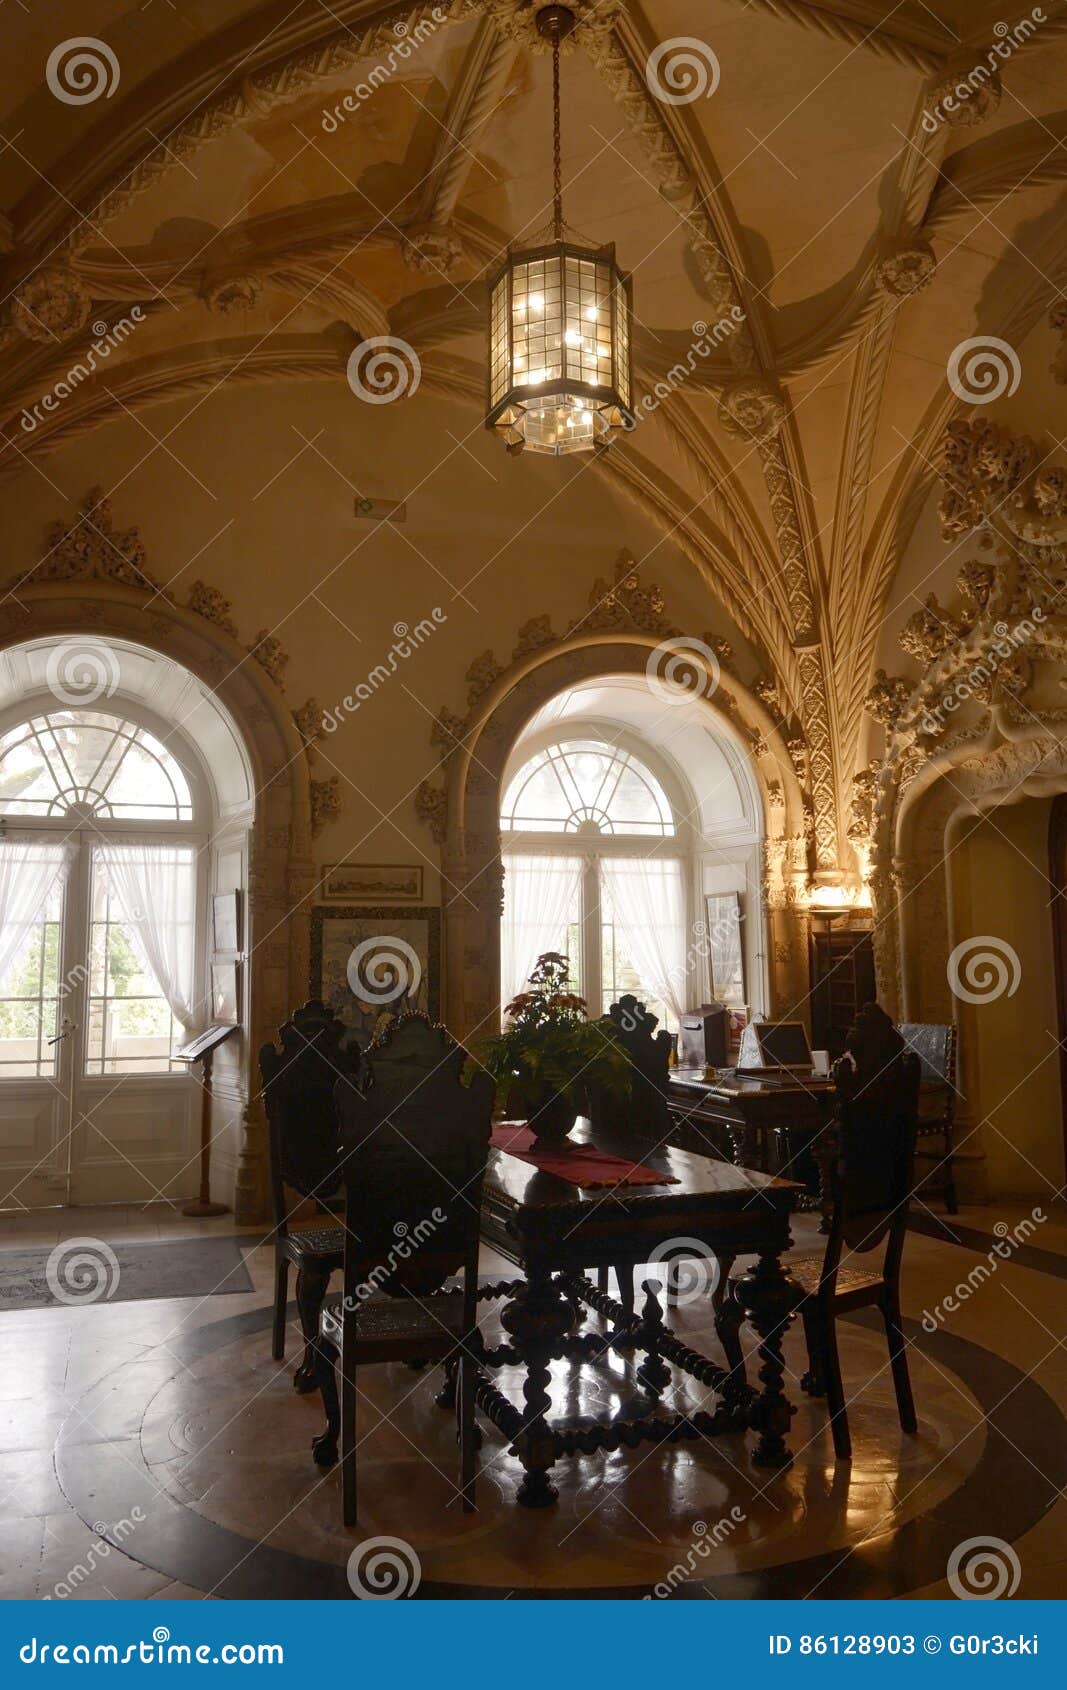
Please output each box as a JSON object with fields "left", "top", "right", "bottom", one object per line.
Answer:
{"left": 0, "top": 1197, "right": 1065, "bottom": 1600}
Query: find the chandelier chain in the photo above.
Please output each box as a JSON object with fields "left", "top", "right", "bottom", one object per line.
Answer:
{"left": 552, "top": 32, "right": 563, "bottom": 243}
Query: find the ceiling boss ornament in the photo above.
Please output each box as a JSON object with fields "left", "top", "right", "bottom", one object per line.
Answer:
{"left": 485, "top": 4, "right": 634, "bottom": 455}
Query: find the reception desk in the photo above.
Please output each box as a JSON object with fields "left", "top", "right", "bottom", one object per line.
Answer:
{"left": 666, "top": 1066, "right": 836, "bottom": 1213}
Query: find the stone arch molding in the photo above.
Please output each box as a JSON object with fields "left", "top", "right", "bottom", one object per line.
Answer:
{"left": 0, "top": 489, "right": 325, "bottom": 1222}
{"left": 416, "top": 564, "right": 810, "bottom": 1039}
{"left": 871, "top": 726, "right": 1067, "bottom": 1028}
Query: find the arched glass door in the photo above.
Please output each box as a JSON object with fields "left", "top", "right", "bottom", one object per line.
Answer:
{"left": 500, "top": 737, "right": 688, "bottom": 1032}
{"left": 0, "top": 708, "right": 205, "bottom": 1208}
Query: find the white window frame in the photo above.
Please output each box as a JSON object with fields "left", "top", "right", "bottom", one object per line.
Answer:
{"left": 0, "top": 699, "right": 210, "bottom": 1084}
{"left": 501, "top": 731, "right": 699, "bottom": 1029}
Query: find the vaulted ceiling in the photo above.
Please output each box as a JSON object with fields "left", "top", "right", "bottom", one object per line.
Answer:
{"left": 1, "top": 0, "right": 1065, "bottom": 873}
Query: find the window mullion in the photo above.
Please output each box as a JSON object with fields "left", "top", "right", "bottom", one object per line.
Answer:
{"left": 581, "top": 854, "right": 601, "bottom": 1016}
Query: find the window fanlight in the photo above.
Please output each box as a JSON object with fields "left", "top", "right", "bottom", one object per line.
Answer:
{"left": 486, "top": 5, "right": 634, "bottom": 456}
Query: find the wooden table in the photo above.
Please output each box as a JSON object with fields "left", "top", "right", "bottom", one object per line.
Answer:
{"left": 668, "top": 1067, "right": 836, "bottom": 1213}
{"left": 476, "top": 1119, "right": 802, "bottom": 1507}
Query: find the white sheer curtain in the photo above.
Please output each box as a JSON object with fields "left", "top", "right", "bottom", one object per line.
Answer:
{"left": 600, "top": 856, "right": 688, "bottom": 1026}
{"left": 96, "top": 842, "right": 198, "bottom": 1030}
{"left": 501, "top": 853, "right": 583, "bottom": 1013}
{"left": 0, "top": 840, "right": 76, "bottom": 987}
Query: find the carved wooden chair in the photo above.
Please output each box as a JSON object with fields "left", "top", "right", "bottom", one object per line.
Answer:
{"left": 311, "top": 1013, "right": 494, "bottom": 1525}
{"left": 717, "top": 1002, "right": 921, "bottom": 1461}
{"left": 588, "top": 996, "right": 673, "bottom": 1314}
{"left": 259, "top": 1000, "right": 363, "bottom": 1392}
{"left": 899, "top": 1022, "right": 959, "bottom": 1214}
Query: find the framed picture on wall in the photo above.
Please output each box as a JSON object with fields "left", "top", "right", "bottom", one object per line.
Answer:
{"left": 705, "top": 892, "right": 745, "bottom": 1010}
{"left": 320, "top": 863, "right": 424, "bottom": 904}
{"left": 210, "top": 960, "right": 241, "bottom": 1024}
{"left": 211, "top": 890, "right": 242, "bottom": 953}
{"left": 309, "top": 906, "right": 441, "bottom": 1044}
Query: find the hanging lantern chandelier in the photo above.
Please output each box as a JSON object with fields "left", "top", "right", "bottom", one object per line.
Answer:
{"left": 486, "top": 4, "right": 634, "bottom": 456}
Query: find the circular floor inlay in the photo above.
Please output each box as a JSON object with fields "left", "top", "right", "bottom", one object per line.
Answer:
{"left": 55, "top": 1299, "right": 1067, "bottom": 1599}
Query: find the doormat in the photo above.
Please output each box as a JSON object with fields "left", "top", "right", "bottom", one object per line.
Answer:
{"left": 0, "top": 1235, "right": 255, "bottom": 1311}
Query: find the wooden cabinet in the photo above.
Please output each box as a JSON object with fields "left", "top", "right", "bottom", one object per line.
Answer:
{"left": 808, "top": 914, "right": 876, "bottom": 1058}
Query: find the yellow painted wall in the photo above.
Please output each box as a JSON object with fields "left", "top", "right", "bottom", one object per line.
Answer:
{"left": 950, "top": 796, "right": 1066, "bottom": 1197}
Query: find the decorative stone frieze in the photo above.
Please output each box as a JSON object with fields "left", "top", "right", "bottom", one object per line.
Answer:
{"left": 717, "top": 375, "right": 787, "bottom": 444}
{"left": 402, "top": 226, "right": 465, "bottom": 274}
{"left": 7, "top": 488, "right": 162, "bottom": 595}
{"left": 186, "top": 579, "right": 239, "bottom": 638}
{"left": 865, "top": 669, "right": 913, "bottom": 727}
{"left": 875, "top": 238, "right": 936, "bottom": 298}
{"left": 11, "top": 267, "right": 92, "bottom": 342}
{"left": 248, "top": 630, "right": 289, "bottom": 690}
{"left": 201, "top": 273, "right": 262, "bottom": 314}
{"left": 899, "top": 594, "right": 967, "bottom": 665}
{"left": 309, "top": 776, "right": 341, "bottom": 835}
{"left": 415, "top": 780, "right": 448, "bottom": 844}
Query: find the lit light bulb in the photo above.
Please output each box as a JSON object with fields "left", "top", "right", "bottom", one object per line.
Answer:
{"left": 529, "top": 292, "right": 544, "bottom": 312}
{"left": 564, "top": 329, "right": 583, "bottom": 348}
{"left": 584, "top": 305, "right": 599, "bottom": 321}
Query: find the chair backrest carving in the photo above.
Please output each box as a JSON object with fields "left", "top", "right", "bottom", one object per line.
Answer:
{"left": 822, "top": 1002, "right": 921, "bottom": 1274}
{"left": 899, "top": 1022, "right": 957, "bottom": 1093}
{"left": 588, "top": 995, "right": 672, "bottom": 1138}
{"left": 258, "top": 1000, "right": 363, "bottom": 1232}
{"left": 336, "top": 1012, "right": 494, "bottom": 1296}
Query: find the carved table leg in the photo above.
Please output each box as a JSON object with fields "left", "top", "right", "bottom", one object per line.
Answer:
{"left": 294, "top": 1262, "right": 332, "bottom": 1394}
{"left": 734, "top": 1249, "right": 800, "bottom": 1469}
{"left": 711, "top": 1251, "right": 747, "bottom": 1411}
{"left": 728, "top": 1124, "right": 761, "bottom": 1172}
{"left": 813, "top": 1119, "right": 836, "bottom": 1234}
{"left": 435, "top": 1353, "right": 458, "bottom": 1410}
{"left": 636, "top": 1280, "right": 671, "bottom": 1397}
{"left": 500, "top": 1265, "right": 573, "bottom": 1508}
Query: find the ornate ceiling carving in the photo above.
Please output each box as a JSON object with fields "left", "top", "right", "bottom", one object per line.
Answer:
{"left": 6, "top": 488, "right": 335, "bottom": 831}
{"left": 0, "top": 0, "right": 1064, "bottom": 885}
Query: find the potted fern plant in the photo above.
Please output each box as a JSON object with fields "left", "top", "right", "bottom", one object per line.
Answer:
{"left": 481, "top": 953, "right": 629, "bottom": 1141}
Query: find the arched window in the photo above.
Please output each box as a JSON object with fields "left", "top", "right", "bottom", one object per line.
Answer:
{"left": 0, "top": 710, "right": 194, "bottom": 820}
{"left": 501, "top": 736, "right": 688, "bottom": 1033}
{"left": 0, "top": 635, "right": 254, "bottom": 1211}
{"left": 501, "top": 740, "right": 674, "bottom": 836}
{"left": 0, "top": 705, "right": 204, "bottom": 1084}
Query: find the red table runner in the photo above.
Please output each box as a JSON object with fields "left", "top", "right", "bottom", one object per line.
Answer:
{"left": 490, "top": 1124, "right": 679, "bottom": 1189}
